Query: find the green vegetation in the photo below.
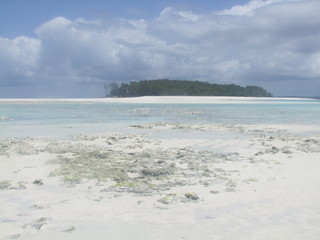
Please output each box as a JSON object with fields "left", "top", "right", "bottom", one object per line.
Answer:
{"left": 105, "top": 79, "right": 272, "bottom": 97}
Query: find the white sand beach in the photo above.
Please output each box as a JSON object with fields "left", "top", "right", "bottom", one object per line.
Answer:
{"left": 1, "top": 97, "right": 320, "bottom": 240}
{"left": 0, "top": 96, "right": 317, "bottom": 104}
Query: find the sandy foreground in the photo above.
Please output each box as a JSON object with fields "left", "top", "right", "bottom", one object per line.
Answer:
{"left": 1, "top": 98, "right": 320, "bottom": 240}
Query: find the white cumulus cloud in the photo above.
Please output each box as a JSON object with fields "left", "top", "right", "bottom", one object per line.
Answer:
{"left": 218, "top": 0, "right": 285, "bottom": 16}
{"left": 0, "top": 36, "right": 40, "bottom": 84}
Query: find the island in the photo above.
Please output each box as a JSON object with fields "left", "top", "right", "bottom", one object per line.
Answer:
{"left": 105, "top": 79, "right": 272, "bottom": 97}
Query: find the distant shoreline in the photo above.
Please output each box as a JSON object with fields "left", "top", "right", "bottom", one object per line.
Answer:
{"left": 0, "top": 96, "right": 318, "bottom": 104}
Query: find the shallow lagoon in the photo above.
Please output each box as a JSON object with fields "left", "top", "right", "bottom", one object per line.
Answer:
{"left": 1, "top": 98, "right": 319, "bottom": 138}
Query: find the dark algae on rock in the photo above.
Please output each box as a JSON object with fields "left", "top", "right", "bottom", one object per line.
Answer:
{"left": 47, "top": 134, "right": 242, "bottom": 195}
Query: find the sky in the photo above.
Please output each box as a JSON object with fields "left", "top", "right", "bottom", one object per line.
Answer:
{"left": 0, "top": 0, "right": 319, "bottom": 97}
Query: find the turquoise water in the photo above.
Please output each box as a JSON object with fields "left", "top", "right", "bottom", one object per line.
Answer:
{"left": 1, "top": 99, "right": 319, "bottom": 138}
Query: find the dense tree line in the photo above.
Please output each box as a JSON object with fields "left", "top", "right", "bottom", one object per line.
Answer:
{"left": 105, "top": 79, "right": 273, "bottom": 97}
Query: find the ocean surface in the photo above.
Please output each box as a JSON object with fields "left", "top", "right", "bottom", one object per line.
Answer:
{"left": 1, "top": 98, "right": 319, "bottom": 138}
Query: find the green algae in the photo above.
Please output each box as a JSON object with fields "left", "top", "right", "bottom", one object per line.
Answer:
{"left": 0, "top": 180, "right": 11, "bottom": 190}
{"left": 184, "top": 192, "right": 199, "bottom": 200}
